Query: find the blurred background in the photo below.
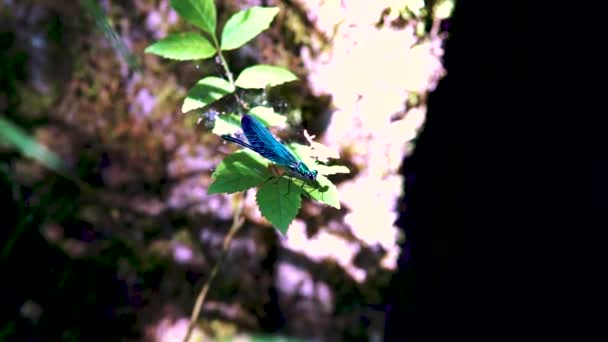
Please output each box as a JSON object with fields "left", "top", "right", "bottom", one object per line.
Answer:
{"left": 1, "top": 0, "right": 453, "bottom": 340}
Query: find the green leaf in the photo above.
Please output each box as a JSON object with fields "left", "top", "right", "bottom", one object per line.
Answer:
{"left": 249, "top": 106, "right": 287, "bottom": 127}
{"left": 211, "top": 113, "right": 242, "bottom": 136}
{"left": 210, "top": 106, "right": 287, "bottom": 136}
{"left": 170, "top": 0, "right": 217, "bottom": 35}
{"left": 256, "top": 177, "right": 302, "bottom": 234}
{"left": 81, "top": 0, "right": 140, "bottom": 71}
{"left": 0, "top": 117, "right": 63, "bottom": 172}
{"left": 144, "top": 32, "right": 216, "bottom": 60}
{"left": 290, "top": 146, "right": 351, "bottom": 177}
{"left": 287, "top": 143, "right": 319, "bottom": 174}
{"left": 208, "top": 150, "right": 271, "bottom": 194}
{"left": 235, "top": 65, "right": 298, "bottom": 89}
{"left": 182, "top": 77, "right": 234, "bottom": 113}
{"left": 278, "top": 144, "right": 341, "bottom": 208}
{"left": 220, "top": 6, "right": 280, "bottom": 51}
{"left": 309, "top": 141, "right": 341, "bottom": 163}
{"left": 297, "top": 174, "right": 340, "bottom": 209}
{"left": 290, "top": 140, "right": 342, "bottom": 163}
{"left": 315, "top": 164, "right": 351, "bottom": 176}
{"left": 288, "top": 143, "right": 315, "bottom": 162}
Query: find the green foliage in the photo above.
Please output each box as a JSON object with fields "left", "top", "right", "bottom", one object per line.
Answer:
{"left": 256, "top": 177, "right": 302, "bottom": 234}
{"left": 249, "top": 106, "right": 287, "bottom": 127}
{"left": 207, "top": 142, "right": 345, "bottom": 231}
{"left": 170, "top": 0, "right": 217, "bottom": 35}
{"left": 298, "top": 174, "right": 340, "bottom": 209}
{"left": 314, "top": 164, "right": 351, "bottom": 175}
{"left": 208, "top": 150, "right": 270, "bottom": 194}
{"left": 211, "top": 113, "right": 243, "bottom": 136}
{"left": 144, "top": 0, "right": 351, "bottom": 233}
{"left": 210, "top": 106, "right": 286, "bottom": 136}
{"left": 182, "top": 76, "right": 234, "bottom": 113}
{"left": 220, "top": 6, "right": 280, "bottom": 51}
{"left": 81, "top": 0, "right": 140, "bottom": 70}
{"left": 144, "top": 32, "right": 216, "bottom": 60}
{"left": 288, "top": 143, "right": 350, "bottom": 176}
{"left": 235, "top": 65, "right": 298, "bottom": 89}
{"left": 0, "top": 117, "right": 63, "bottom": 172}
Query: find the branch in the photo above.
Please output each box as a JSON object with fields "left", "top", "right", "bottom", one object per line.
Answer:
{"left": 183, "top": 194, "right": 246, "bottom": 342}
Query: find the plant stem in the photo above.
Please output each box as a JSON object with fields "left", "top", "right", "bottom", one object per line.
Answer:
{"left": 212, "top": 36, "right": 234, "bottom": 86}
{"left": 212, "top": 37, "right": 253, "bottom": 111}
{"left": 183, "top": 194, "right": 246, "bottom": 342}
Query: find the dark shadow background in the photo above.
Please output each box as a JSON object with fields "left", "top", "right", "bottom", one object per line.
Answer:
{"left": 3, "top": 0, "right": 606, "bottom": 341}
{"left": 386, "top": 1, "right": 607, "bottom": 341}
{"left": 387, "top": 1, "right": 521, "bottom": 338}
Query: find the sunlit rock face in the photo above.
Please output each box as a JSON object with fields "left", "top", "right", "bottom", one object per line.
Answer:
{"left": 265, "top": 0, "right": 449, "bottom": 339}
{"left": 281, "top": 0, "right": 446, "bottom": 279}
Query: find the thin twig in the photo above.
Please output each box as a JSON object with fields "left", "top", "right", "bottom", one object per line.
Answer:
{"left": 211, "top": 36, "right": 256, "bottom": 114}
{"left": 183, "top": 195, "right": 246, "bottom": 342}
{"left": 212, "top": 36, "right": 234, "bottom": 86}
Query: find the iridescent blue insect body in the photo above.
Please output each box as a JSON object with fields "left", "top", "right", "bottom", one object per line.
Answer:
{"left": 221, "top": 114, "right": 318, "bottom": 182}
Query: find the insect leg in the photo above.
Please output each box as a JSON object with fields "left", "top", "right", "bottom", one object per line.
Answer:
{"left": 300, "top": 181, "right": 324, "bottom": 201}
{"left": 268, "top": 164, "right": 282, "bottom": 184}
{"left": 285, "top": 174, "right": 294, "bottom": 195}
{"left": 263, "top": 176, "right": 275, "bottom": 185}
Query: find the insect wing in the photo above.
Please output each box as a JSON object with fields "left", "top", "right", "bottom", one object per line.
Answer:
{"left": 221, "top": 135, "right": 256, "bottom": 150}
{"left": 241, "top": 114, "right": 299, "bottom": 167}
